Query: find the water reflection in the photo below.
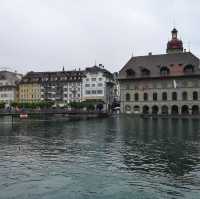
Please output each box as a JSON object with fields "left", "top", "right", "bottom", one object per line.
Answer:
{"left": 0, "top": 116, "right": 200, "bottom": 198}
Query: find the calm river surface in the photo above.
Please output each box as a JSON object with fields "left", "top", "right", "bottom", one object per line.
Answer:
{"left": 0, "top": 115, "right": 200, "bottom": 199}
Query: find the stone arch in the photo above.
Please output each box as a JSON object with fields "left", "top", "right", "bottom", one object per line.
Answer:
{"left": 161, "top": 105, "right": 169, "bottom": 114}
{"left": 171, "top": 105, "right": 179, "bottom": 115}
{"left": 126, "top": 93, "right": 131, "bottom": 102}
{"left": 152, "top": 105, "right": 159, "bottom": 115}
{"left": 142, "top": 105, "right": 149, "bottom": 114}
{"left": 125, "top": 105, "right": 131, "bottom": 113}
{"left": 181, "top": 105, "right": 189, "bottom": 115}
{"left": 192, "top": 105, "right": 199, "bottom": 115}
{"left": 133, "top": 105, "right": 140, "bottom": 114}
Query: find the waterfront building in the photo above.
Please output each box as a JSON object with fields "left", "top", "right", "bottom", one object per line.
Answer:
{"left": 118, "top": 28, "right": 200, "bottom": 115}
{"left": 0, "top": 71, "right": 22, "bottom": 103}
{"left": 82, "top": 65, "right": 115, "bottom": 109}
{"left": 19, "top": 69, "right": 84, "bottom": 103}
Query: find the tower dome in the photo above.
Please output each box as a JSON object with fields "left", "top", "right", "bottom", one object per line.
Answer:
{"left": 166, "top": 28, "right": 183, "bottom": 54}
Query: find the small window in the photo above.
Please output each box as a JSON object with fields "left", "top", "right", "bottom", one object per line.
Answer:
{"left": 134, "top": 93, "right": 139, "bottom": 101}
{"left": 92, "top": 90, "right": 96, "bottom": 94}
{"left": 172, "top": 92, "right": 177, "bottom": 101}
{"left": 126, "top": 69, "right": 135, "bottom": 77}
{"left": 162, "top": 92, "right": 167, "bottom": 101}
{"left": 86, "top": 90, "right": 91, "bottom": 95}
{"left": 182, "top": 91, "right": 188, "bottom": 100}
{"left": 126, "top": 93, "right": 131, "bottom": 102}
{"left": 153, "top": 93, "right": 157, "bottom": 101}
{"left": 91, "top": 78, "right": 96, "bottom": 81}
{"left": 85, "top": 84, "right": 90, "bottom": 87}
{"left": 193, "top": 91, "right": 198, "bottom": 100}
{"left": 97, "top": 90, "right": 103, "bottom": 94}
{"left": 144, "top": 93, "right": 148, "bottom": 101}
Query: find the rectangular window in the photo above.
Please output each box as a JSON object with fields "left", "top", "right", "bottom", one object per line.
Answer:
{"left": 98, "top": 83, "right": 103, "bottom": 87}
{"left": 92, "top": 90, "right": 96, "bottom": 94}
{"left": 98, "top": 78, "right": 102, "bottom": 81}
{"left": 86, "top": 90, "right": 91, "bottom": 95}
{"left": 97, "top": 90, "right": 103, "bottom": 94}
{"left": 85, "top": 84, "right": 90, "bottom": 87}
{"left": 92, "top": 84, "right": 95, "bottom": 87}
{"left": 91, "top": 78, "right": 96, "bottom": 81}
{"left": 153, "top": 93, "right": 157, "bottom": 101}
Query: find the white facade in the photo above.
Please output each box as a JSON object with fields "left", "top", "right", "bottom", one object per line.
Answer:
{"left": 82, "top": 66, "right": 115, "bottom": 108}
{"left": 0, "top": 71, "right": 22, "bottom": 103}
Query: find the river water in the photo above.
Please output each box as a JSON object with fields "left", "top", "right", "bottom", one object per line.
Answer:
{"left": 0, "top": 115, "right": 200, "bottom": 199}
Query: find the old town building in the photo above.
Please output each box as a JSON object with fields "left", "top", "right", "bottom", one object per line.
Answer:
{"left": 0, "top": 71, "right": 22, "bottom": 103}
{"left": 119, "top": 28, "right": 200, "bottom": 115}
{"left": 82, "top": 65, "right": 115, "bottom": 109}
{"left": 19, "top": 69, "right": 84, "bottom": 103}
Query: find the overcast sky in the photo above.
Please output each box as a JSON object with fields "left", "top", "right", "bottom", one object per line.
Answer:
{"left": 0, "top": 0, "right": 199, "bottom": 74}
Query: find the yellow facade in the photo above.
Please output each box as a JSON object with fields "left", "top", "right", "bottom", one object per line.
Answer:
{"left": 19, "top": 83, "right": 41, "bottom": 102}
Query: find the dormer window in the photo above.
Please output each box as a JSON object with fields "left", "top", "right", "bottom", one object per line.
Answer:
{"left": 184, "top": 64, "right": 194, "bottom": 74}
{"left": 160, "top": 66, "right": 170, "bottom": 76}
{"left": 141, "top": 68, "right": 150, "bottom": 76}
{"left": 126, "top": 69, "right": 135, "bottom": 77}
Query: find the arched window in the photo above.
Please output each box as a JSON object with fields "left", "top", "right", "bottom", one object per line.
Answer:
{"left": 152, "top": 105, "right": 159, "bottom": 115}
{"left": 144, "top": 93, "right": 148, "bottom": 101}
{"left": 126, "top": 69, "right": 135, "bottom": 77}
{"left": 161, "top": 106, "right": 169, "bottom": 115}
{"left": 192, "top": 105, "right": 199, "bottom": 115}
{"left": 134, "top": 93, "right": 139, "bottom": 101}
{"left": 193, "top": 91, "right": 198, "bottom": 100}
{"left": 184, "top": 65, "right": 194, "bottom": 74}
{"left": 141, "top": 68, "right": 150, "bottom": 76}
{"left": 160, "top": 67, "right": 170, "bottom": 76}
{"left": 153, "top": 93, "right": 157, "bottom": 101}
{"left": 171, "top": 105, "right": 179, "bottom": 115}
{"left": 182, "top": 91, "right": 188, "bottom": 101}
{"left": 126, "top": 93, "right": 131, "bottom": 102}
{"left": 172, "top": 92, "right": 177, "bottom": 101}
{"left": 143, "top": 106, "right": 149, "bottom": 114}
{"left": 181, "top": 105, "right": 189, "bottom": 114}
{"left": 162, "top": 92, "right": 167, "bottom": 101}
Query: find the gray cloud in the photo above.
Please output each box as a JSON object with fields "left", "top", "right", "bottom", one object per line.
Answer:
{"left": 0, "top": 0, "right": 199, "bottom": 74}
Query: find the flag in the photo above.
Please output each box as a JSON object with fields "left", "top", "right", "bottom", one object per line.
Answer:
{"left": 173, "top": 80, "right": 177, "bottom": 88}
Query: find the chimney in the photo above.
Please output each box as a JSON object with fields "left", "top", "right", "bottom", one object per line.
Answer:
{"left": 148, "top": 52, "right": 152, "bottom": 56}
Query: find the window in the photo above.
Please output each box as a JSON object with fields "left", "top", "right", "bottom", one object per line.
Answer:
{"left": 182, "top": 91, "right": 188, "bottom": 100}
{"left": 126, "top": 93, "right": 131, "bottom": 102}
{"left": 91, "top": 78, "right": 96, "bottom": 81}
{"left": 134, "top": 93, "right": 139, "bottom": 101}
{"left": 153, "top": 93, "right": 157, "bottom": 101}
{"left": 126, "top": 69, "right": 135, "bottom": 77}
{"left": 172, "top": 92, "right": 177, "bottom": 101}
{"left": 86, "top": 78, "right": 89, "bottom": 82}
{"left": 85, "top": 84, "right": 90, "bottom": 87}
{"left": 97, "top": 90, "right": 103, "bottom": 94}
{"left": 162, "top": 92, "right": 167, "bottom": 101}
{"left": 141, "top": 68, "right": 150, "bottom": 76}
{"left": 160, "top": 67, "right": 170, "bottom": 76}
{"left": 92, "top": 84, "right": 95, "bottom": 87}
{"left": 184, "top": 65, "right": 194, "bottom": 74}
{"left": 193, "top": 91, "right": 198, "bottom": 100}
{"left": 98, "top": 78, "right": 102, "bottom": 81}
{"left": 92, "top": 90, "right": 96, "bottom": 94}
{"left": 144, "top": 93, "right": 148, "bottom": 101}
{"left": 98, "top": 83, "right": 103, "bottom": 87}
{"left": 86, "top": 90, "right": 91, "bottom": 95}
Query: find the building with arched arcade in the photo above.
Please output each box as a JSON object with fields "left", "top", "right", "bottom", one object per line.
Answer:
{"left": 119, "top": 28, "right": 200, "bottom": 115}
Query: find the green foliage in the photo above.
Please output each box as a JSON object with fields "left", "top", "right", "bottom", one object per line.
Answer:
{"left": 11, "top": 101, "right": 54, "bottom": 109}
{"left": 0, "top": 102, "right": 5, "bottom": 109}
